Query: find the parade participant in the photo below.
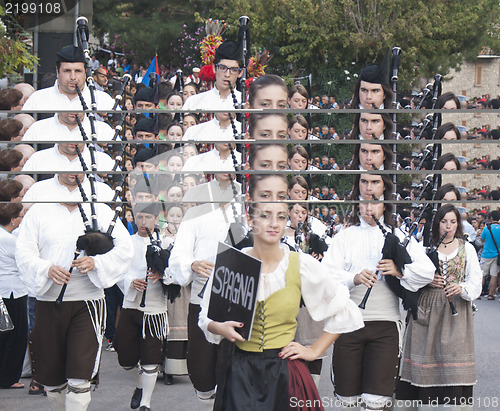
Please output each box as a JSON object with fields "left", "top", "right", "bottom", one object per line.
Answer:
{"left": 114, "top": 203, "right": 171, "bottom": 411}
{"left": 182, "top": 141, "right": 242, "bottom": 174}
{"left": 22, "top": 111, "right": 114, "bottom": 144}
{"left": 160, "top": 203, "right": 190, "bottom": 386}
{"left": 247, "top": 113, "right": 288, "bottom": 140}
{"left": 351, "top": 112, "right": 392, "bottom": 141}
{"left": 22, "top": 140, "right": 115, "bottom": 176}
{"left": 182, "top": 112, "right": 241, "bottom": 142}
{"left": 351, "top": 50, "right": 392, "bottom": 109}
{"left": 183, "top": 41, "right": 243, "bottom": 110}
{"left": 322, "top": 176, "right": 434, "bottom": 410}
{"left": 288, "top": 145, "right": 310, "bottom": 171}
{"left": 247, "top": 74, "right": 288, "bottom": 109}
{"left": 288, "top": 176, "right": 309, "bottom": 201}
{"left": 22, "top": 171, "right": 115, "bottom": 204}
{"left": 436, "top": 92, "right": 460, "bottom": 110}
{"left": 397, "top": 204, "right": 481, "bottom": 405}
{"left": 23, "top": 45, "right": 114, "bottom": 113}
{"left": 15, "top": 199, "right": 133, "bottom": 410}
{"left": 288, "top": 84, "right": 309, "bottom": 110}
{"left": 351, "top": 142, "right": 393, "bottom": 171}
{"left": 198, "top": 173, "right": 364, "bottom": 411}
{"left": 0, "top": 201, "right": 27, "bottom": 389}
{"left": 133, "top": 87, "right": 158, "bottom": 110}
{"left": 169, "top": 172, "right": 243, "bottom": 410}
{"left": 246, "top": 143, "right": 288, "bottom": 171}
{"left": 288, "top": 115, "right": 309, "bottom": 140}
{"left": 133, "top": 117, "right": 159, "bottom": 142}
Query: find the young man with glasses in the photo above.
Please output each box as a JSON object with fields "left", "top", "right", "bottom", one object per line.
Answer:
{"left": 183, "top": 41, "right": 243, "bottom": 111}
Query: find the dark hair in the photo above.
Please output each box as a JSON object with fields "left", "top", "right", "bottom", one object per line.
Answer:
{"left": 436, "top": 92, "right": 460, "bottom": 109}
{"left": 491, "top": 210, "right": 500, "bottom": 222}
{"left": 288, "top": 115, "right": 309, "bottom": 131}
{"left": 183, "top": 83, "right": 199, "bottom": 93}
{"left": 351, "top": 142, "right": 393, "bottom": 170}
{"left": 0, "top": 119, "right": 23, "bottom": 141}
{"left": 183, "top": 113, "right": 199, "bottom": 124}
{"left": 0, "top": 149, "right": 23, "bottom": 171}
{"left": 0, "top": 202, "right": 23, "bottom": 225}
{"left": 248, "top": 113, "right": 288, "bottom": 138}
{"left": 431, "top": 204, "right": 464, "bottom": 245}
{"left": 351, "top": 173, "right": 395, "bottom": 227}
{"left": 0, "top": 88, "right": 23, "bottom": 110}
{"left": 247, "top": 174, "right": 288, "bottom": 217}
{"left": 288, "top": 84, "right": 309, "bottom": 100}
{"left": 350, "top": 113, "right": 393, "bottom": 140}
{"left": 248, "top": 75, "right": 287, "bottom": 107}
{"left": 158, "top": 81, "right": 173, "bottom": 99}
{"left": 435, "top": 153, "right": 460, "bottom": 170}
{"left": 166, "top": 91, "right": 183, "bottom": 105}
{"left": 287, "top": 175, "right": 309, "bottom": 192}
{"left": 247, "top": 143, "right": 287, "bottom": 169}
{"left": 435, "top": 122, "right": 460, "bottom": 140}
{"left": 166, "top": 121, "right": 184, "bottom": 136}
{"left": 287, "top": 145, "right": 309, "bottom": 162}
{"left": 351, "top": 79, "right": 393, "bottom": 109}
{"left": 435, "top": 183, "right": 461, "bottom": 201}
{"left": 0, "top": 179, "right": 23, "bottom": 201}
{"left": 248, "top": 174, "right": 287, "bottom": 199}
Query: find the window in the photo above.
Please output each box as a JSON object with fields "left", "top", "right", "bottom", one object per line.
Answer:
{"left": 475, "top": 64, "right": 483, "bottom": 86}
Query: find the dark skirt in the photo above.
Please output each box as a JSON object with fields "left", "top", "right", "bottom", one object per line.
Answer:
{"left": 216, "top": 347, "right": 323, "bottom": 411}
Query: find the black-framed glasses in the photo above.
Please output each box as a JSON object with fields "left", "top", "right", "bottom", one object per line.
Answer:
{"left": 215, "top": 64, "right": 242, "bottom": 75}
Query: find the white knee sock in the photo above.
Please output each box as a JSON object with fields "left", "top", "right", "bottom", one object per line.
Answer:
{"left": 45, "top": 383, "right": 67, "bottom": 411}
{"left": 196, "top": 389, "right": 216, "bottom": 411}
{"left": 140, "top": 364, "right": 159, "bottom": 408}
{"left": 66, "top": 379, "right": 91, "bottom": 411}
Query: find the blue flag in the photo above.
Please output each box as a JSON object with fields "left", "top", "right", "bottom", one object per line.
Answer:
{"left": 141, "top": 55, "right": 159, "bottom": 87}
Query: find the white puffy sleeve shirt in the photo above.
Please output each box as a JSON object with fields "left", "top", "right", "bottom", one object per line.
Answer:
{"left": 15, "top": 202, "right": 133, "bottom": 300}
{"left": 438, "top": 241, "right": 482, "bottom": 301}
{"left": 198, "top": 245, "right": 364, "bottom": 344}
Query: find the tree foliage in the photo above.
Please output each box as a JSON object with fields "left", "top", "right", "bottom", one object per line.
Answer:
{"left": 92, "top": 0, "right": 210, "bottom": 68}
{"left": 208, "top": 0, "right": 500, "bottom": 88}
{"left": 0, "top": 6, "right": 38, "bottom": 79}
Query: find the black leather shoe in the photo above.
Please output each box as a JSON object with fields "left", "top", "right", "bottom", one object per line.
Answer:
{"left": 130, "top": 387, "right": 142, "bottom": 409}
{"left": 165, "top": 374, "right": 174, "bottom": 385}
{"left": 139, "top": 407, "right": 150, "bottom": 411}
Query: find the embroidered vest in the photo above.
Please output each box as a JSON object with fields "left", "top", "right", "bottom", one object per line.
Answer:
{"left": 236, "top": 252, "right": 301, "bottom": 352}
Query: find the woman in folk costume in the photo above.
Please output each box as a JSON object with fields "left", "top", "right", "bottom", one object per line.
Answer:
{"left": 396, "top": 204, "right": 482, "bottom": 407}
{"left": 199, "top": 174, "right": 364, "bottom": 410}
{"left": 114, "top": 203, "right": 173, "bottom": 411}
{"left": 321, "top": 174, "right": 435, "bottom": 410}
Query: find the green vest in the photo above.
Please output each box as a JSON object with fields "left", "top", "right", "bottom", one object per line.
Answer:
{"left": 236, "top": 252, "right": 301, "bottom": 352}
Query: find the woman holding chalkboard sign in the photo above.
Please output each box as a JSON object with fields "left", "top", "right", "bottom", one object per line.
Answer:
{"left": 199, "top": 174, "right": 364, "bottom": 411}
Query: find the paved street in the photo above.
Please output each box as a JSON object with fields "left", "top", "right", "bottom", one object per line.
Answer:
{"left": 2, "top": 298, "right": 499, "bottom": 410}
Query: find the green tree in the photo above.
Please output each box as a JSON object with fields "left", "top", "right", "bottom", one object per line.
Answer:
{"left": 208, "top": 0, "right": 500, "bottom": 89}
{"left": 92, "top": 0, "right": 205, "bottom": 68}
{"left": 0, "top": 6, "right": 38, "bottom": 79}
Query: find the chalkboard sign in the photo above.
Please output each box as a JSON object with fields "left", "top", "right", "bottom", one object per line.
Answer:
{"left": 207, "top": 242, "right": 262, "bottom": 340}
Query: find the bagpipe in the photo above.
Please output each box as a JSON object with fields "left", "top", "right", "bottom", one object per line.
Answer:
{"left": 292, "top": 221, "right": 329, "bottom": 257}
{"left": 139, "top": 227, "right": 179, "bottom": 308}
{"left": 197, "top": 16, "right": 252, "bottom": 300}
{"left": 358, "top": 211, "right": 413, "bottom": 315}
{"left": 426, "top": 232, "right": 458, "bottom": 316}
{"left": 56, "top": 17, "right": 127, "bottom": 304}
